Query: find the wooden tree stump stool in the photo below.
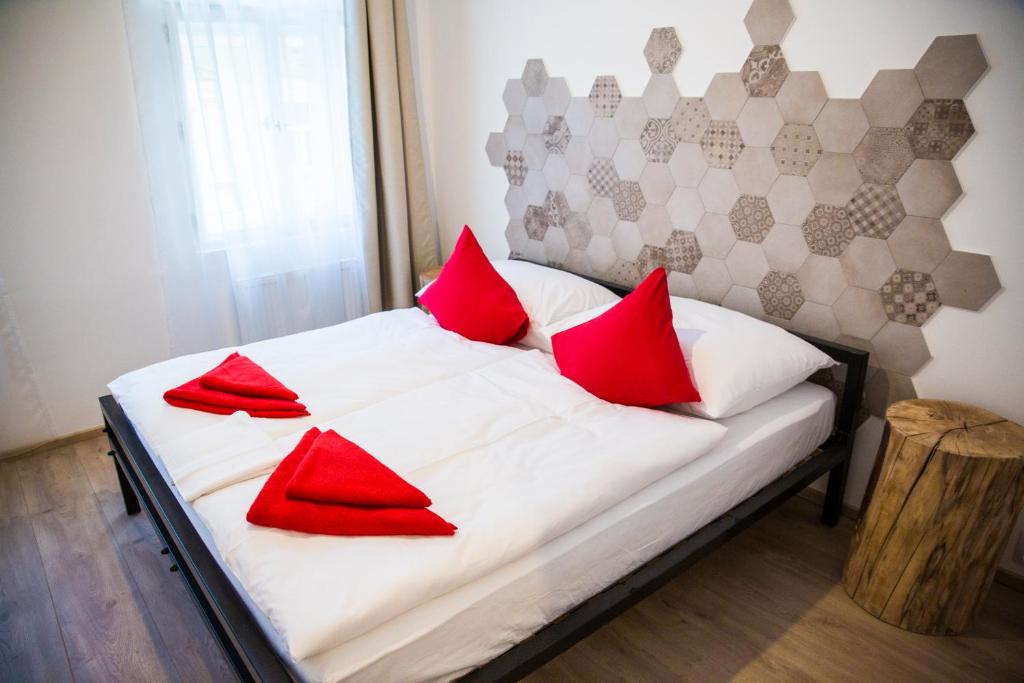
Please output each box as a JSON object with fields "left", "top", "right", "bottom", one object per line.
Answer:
{"left": 843, "top": 399, "right": 1024, "bottom": 635}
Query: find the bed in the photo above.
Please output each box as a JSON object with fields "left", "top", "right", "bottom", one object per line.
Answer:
{"left": 99, "top": 261, "right": 867, "bottom": 682}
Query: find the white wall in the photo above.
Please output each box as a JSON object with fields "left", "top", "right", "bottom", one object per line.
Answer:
{"left": 0, "top": 0, "right": 170, "bottom": 449}
{"left": 411, "top": 0, "right": 1024, "bottom": 573}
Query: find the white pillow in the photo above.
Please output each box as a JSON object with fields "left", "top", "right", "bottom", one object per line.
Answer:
{"left": 418, "top": 259, "right": 620, "bottom": 346}
{"left": 536, "top": 295, "right": 835, "bottom": 419}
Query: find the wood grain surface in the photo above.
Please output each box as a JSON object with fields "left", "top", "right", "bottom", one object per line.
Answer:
{"left": 844, "top": 399, "right": 1024, "bottom": 636}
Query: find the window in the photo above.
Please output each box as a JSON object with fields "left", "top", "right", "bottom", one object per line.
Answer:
{"left": 171, "top": 1, "right": 354, "bottom": 249}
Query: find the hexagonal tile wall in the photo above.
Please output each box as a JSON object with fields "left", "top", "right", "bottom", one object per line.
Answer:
{"left": 880, "top": 269, "right": 940, "bottom": 326}
{"left": 771, "top": 124, "right": 821, "bottom": 176}
{"left": 490, "top": 16, "right": 998, "bottom": 418}
{"left": 741, "top": 45, "right": 789, "bottom": 97}
{"left": 670, "top": 97, "right": 711, "bottom": 143}
{"left": 644, "top": 27, "right": 683, "bottom": 74}
{"left": 729, "top": 194, "right": 775, "bottom": 243}
{"left": 801, "top": 204, "right": 855, "bottom": 257}
{"left": 640, "top": 118, "right": 679, "bottom": 163}
{"left": 904, "top": 100, "right": 975, "bottom": 160}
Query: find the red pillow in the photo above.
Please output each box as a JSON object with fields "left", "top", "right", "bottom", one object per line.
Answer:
{"left": 419, "top": 226, "right": 529, "bottom": 344}
{"left": 551, "top": 268, "right": 700, "bottom": 407}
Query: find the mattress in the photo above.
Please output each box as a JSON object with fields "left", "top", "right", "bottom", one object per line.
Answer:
{"left": 298, "top": 381, "right": 835, "bottom": 682}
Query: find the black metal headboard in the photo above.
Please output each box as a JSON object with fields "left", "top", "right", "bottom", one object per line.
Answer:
{"left": 508, "top": 256, "right": 869, "bottom": 444}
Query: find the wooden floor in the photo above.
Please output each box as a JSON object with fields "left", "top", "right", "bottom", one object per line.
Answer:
{"left": 2, "top": 436, "right": 1022, "bottom": 682}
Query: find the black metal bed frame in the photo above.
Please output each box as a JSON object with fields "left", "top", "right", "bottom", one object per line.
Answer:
{"left": 98, "top": 265, "right": 868, "bottom": 683}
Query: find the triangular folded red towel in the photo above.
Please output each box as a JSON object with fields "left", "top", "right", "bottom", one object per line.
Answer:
{"left": 246, "top": 428, "right": 456, "bottom": 537}
{"left": 164, "top": 377, "right": 309, "bottom": 418}
{"left": 199, "top": 352, "right": 300, "bottom": 400}
{"left": 286, "top": 429, "right": 432, "bottom": 507}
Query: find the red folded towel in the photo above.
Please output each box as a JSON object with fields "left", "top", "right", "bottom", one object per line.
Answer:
{"left": 199, "top": 352, "right": 300, "bottom": 400}
{"left": 246, "top": 428, "right": 456, "bottom": 537}
{"left": 286, "top": 429, "right": 432, "bottom": 507}
{"left": 164, "top": 353, "right": 309, "bottom": 418}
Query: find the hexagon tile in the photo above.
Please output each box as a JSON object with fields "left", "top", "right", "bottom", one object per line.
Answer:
{"left": 489, "top": 9, "right": 1000, "bottom": 417}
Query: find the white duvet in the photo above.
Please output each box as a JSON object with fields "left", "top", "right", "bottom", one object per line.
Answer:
{"left": 109, "top": 308, "right": 726, "bottom": 662}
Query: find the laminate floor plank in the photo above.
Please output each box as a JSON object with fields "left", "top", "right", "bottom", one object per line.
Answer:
{"left": 3, "top": 443, "right": 1021, "bottom": 682}
{"left": 16, "top": 445, "right": 93, "bottom": 515}
{"left": 31, "top": 496, "right": 179, "bottom": 683}
{"left": 0, "top": 515, "right": 72, "bottom": 682}
{"left": 0, "top": 456, "right": 27, "bottom": 520}
{"left": 73, "top": 438, "right": 237, "bottom": 682}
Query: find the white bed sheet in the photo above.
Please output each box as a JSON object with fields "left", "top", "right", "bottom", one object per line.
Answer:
{"left": 296, "top": 381, "right": 835, "bottom": 682}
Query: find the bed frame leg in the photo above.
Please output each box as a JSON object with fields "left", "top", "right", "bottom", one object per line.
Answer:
{"left": 114, "top": 457, "right": 141, "bottom": 515}
{"left": 821, "top": 459, "right": 849, "bottom": 527}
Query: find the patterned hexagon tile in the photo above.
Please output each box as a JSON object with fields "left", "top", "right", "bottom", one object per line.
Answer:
{"left": 640, "top": 118, "right": 679, "bottom": 163}
{"left": 741, "top": 45, "right": 790, "bottom": 97}
{"left": 845, "top": 183, "right": 905, "bottom": 239}
{"left": 914, "top": 35, "right": 988, "bottom": 99}
{"left": 636, "top": 244, "right": 669, "bottom": 277}
{"left": 814, "top": 99, "right": 869, "bottom": 153}
{"left": 729, "top": 194, "right": 775, "bottom": 243}
{"left": 504, "top": 150, "right": 527, "bottom": 186}
{"left": 586, "top": 158, "right": 619, "bottom": 198}
{"left": 523, "top": 205, "right": 549, "bottom": 241}
{"left": 757, "top": 270, "right": 804, "bottom": 319}
{"left": 701, "top": 121, "right": 746, "bottom": 169}
{"left": 644, "top": 27, "right": 683, "bottom": 74}
{"left": 543, "top": 116, "right": 570, "bottom": 153}
{"left": 771, "top": 124, "right": 821, "bottom": 176}
{"left": 744, "top": 0, "right": 795, "bottom": 46}
{"left": 664, "top": 229, "right": 703, "bottom": 273}
{"left": 853, "top": 127, "right": 915, "bottom": 184}
{"left": 543, "top": 191, "right": 571, "bottom": 228}
{"left": 931, "top": 251, "right": 1001, "bottom": 310}
{"left": 880, "top": 269, "right": 940, "bottom": 326}
{"left": 904, "top": 100, "right": 975, "bottom": 160}
{"left": 522, "top": 59, "right": 549, "bottom": 97}
{"left": 775, "top": 71, "right": 827, "bottom": 124}
{"left": 801, "top": 204, "right": 855, "bottom": 257}
{"left": 670, "top": 97, "right": 711, "bottom": 144}
{"left": 589, "top": 76, "right": 622, "bottom": 118}
{"left": 612, "top": 180, "right": 647, "bottom": 222}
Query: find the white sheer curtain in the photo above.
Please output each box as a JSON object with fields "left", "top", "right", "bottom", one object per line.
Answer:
{"left": 123, "top": 0, "right": 367, "bottom": 353}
